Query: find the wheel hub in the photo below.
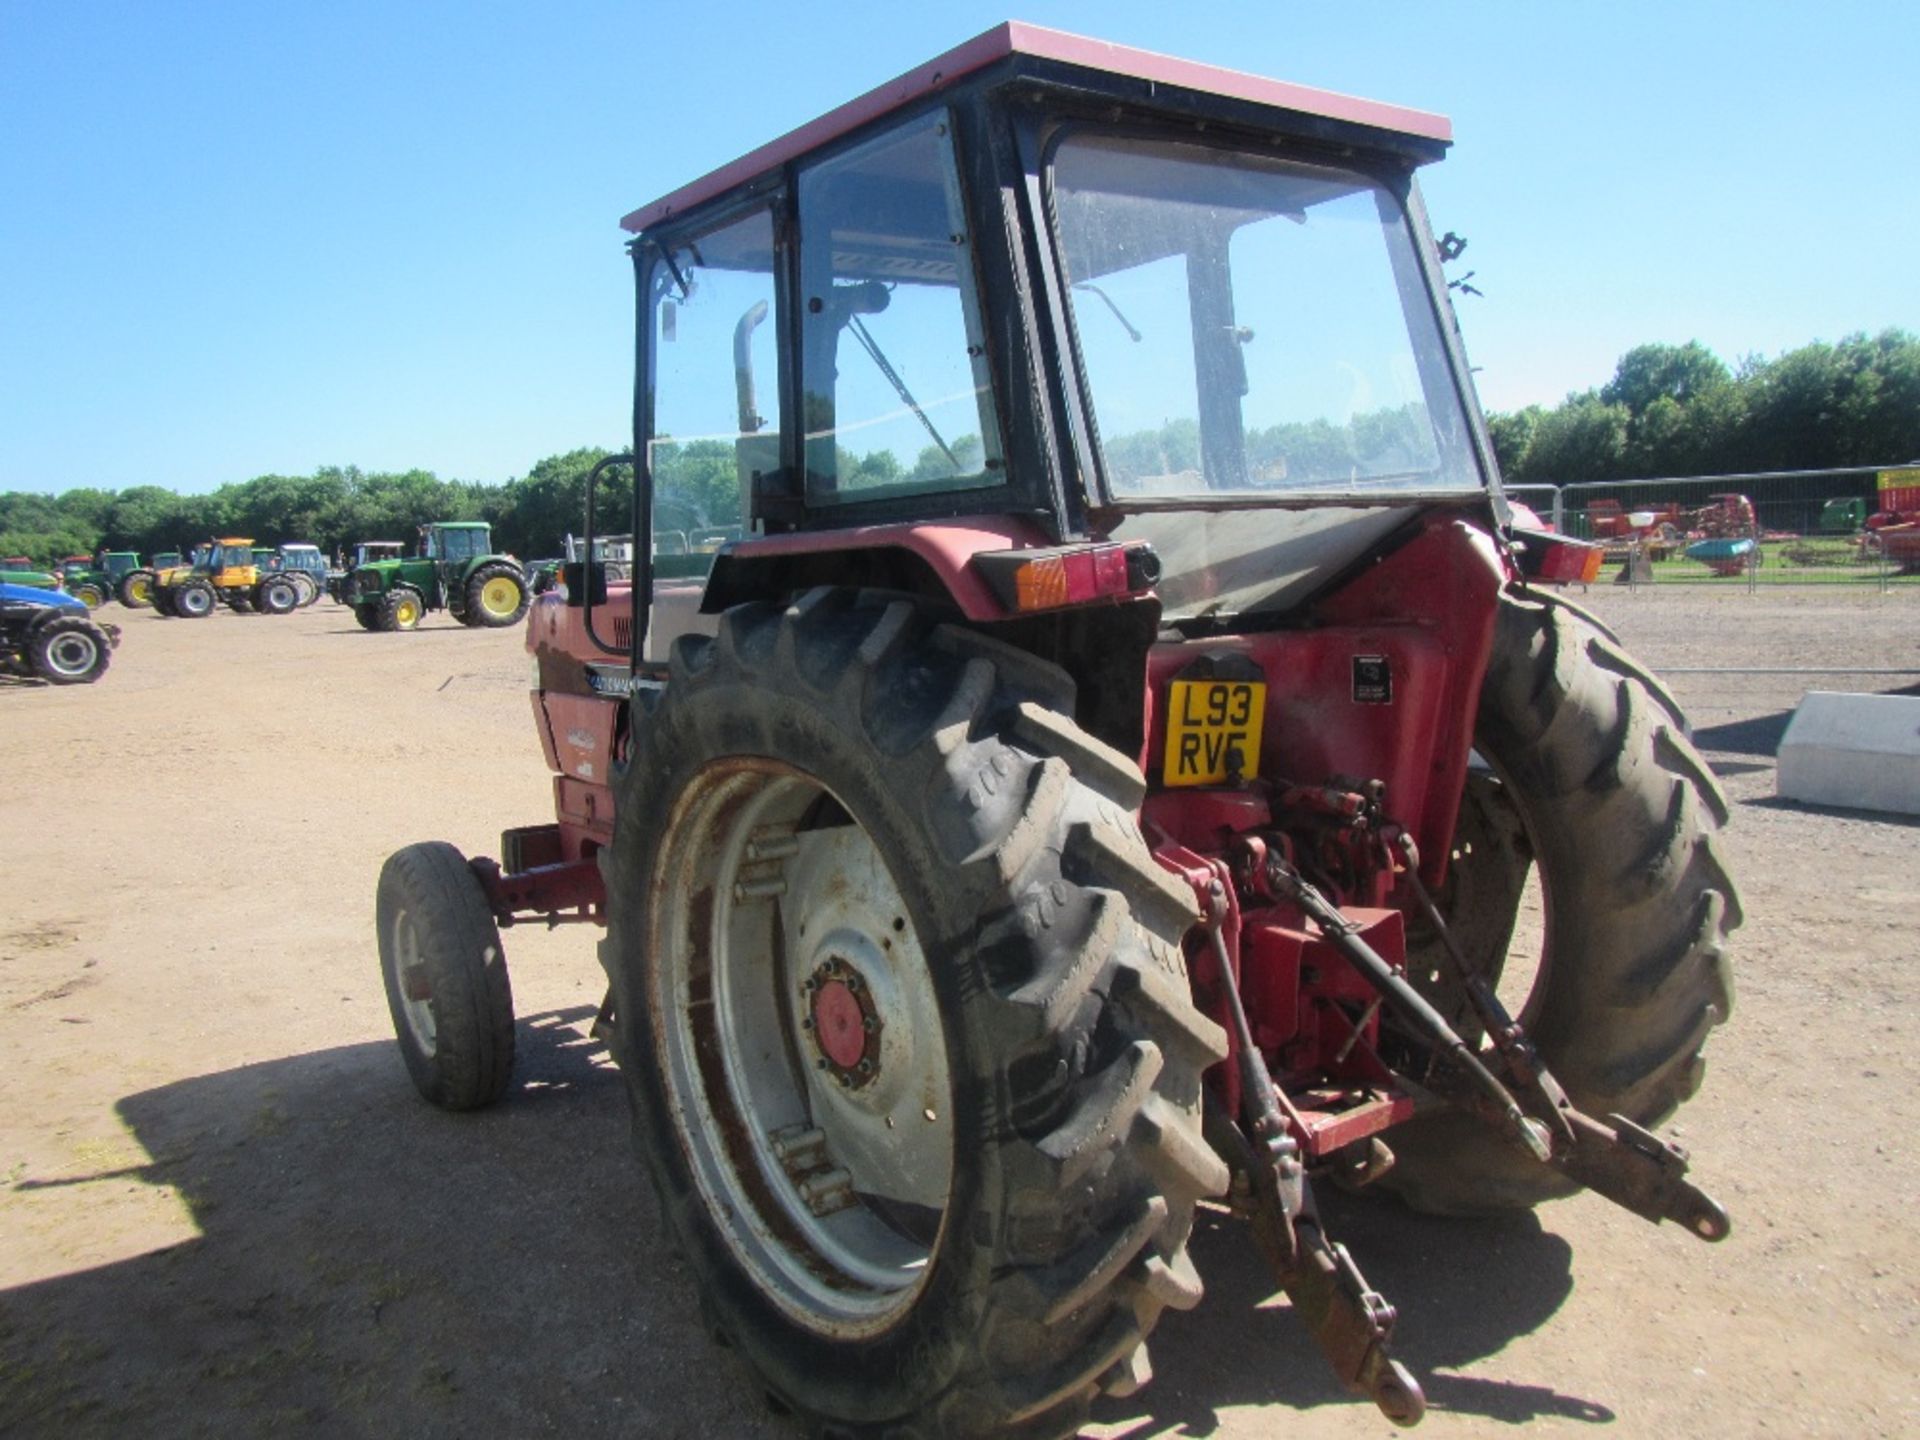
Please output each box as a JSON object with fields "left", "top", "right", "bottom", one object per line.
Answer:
{"left": 805, "top": 959, "right": 881, "bottom": 1083}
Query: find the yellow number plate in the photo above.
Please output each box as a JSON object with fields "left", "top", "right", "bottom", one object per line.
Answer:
{"left": 1163, "top": 679, "right": 1266, "bottom": 786}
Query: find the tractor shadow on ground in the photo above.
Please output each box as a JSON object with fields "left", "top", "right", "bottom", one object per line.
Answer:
{"left": 1089, "top": 1190, "right": 1604, "bottom": 1436}
{"left": 0, "top": 1007, "right": 785, "bottom": 1439}
{"left": 7, "top": 1008, "right": 1598, "bottom": 1438}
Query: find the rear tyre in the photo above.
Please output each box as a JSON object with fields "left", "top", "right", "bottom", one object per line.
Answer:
{"left": 377, "top": 841, "right": 515, "bottom": 1110}
{"left": 256, "top": 578, "right": 298, "bottom": 615}
{"left": 285, "top": 571, "right": 318, "bottom": 606}
{"left": 175, "top": 580, "right": 216, "bottom": 618}
{"left": 118, "top": 570, "right": 156, "bottom": 607}
{"left": 1381, "top": 591, "right": 1740, "bottom": 1215}
{"left": 600, "top": 590, "right": 1226, "bottom": 1439}
{"left": 463, "top": 563, "right": 528, "bottom": 627}
{"left": 382, "top": 587, "right": 425, "bottom": 631}
{"left": 29, "top": 615, "right": 109, "bottom": 684}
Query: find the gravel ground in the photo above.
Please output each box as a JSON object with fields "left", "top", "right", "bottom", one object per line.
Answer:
{"left": 1, "top": 584, "right": 1915, "bottom": 1439}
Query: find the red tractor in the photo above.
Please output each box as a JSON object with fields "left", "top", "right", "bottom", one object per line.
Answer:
{"left": 375, "top": 25, "right": 1737, "bottom": 1436}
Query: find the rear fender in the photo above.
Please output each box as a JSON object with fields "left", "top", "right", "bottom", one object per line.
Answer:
{"left": 700, "top": 517, "right": 1059, "bottom": 621}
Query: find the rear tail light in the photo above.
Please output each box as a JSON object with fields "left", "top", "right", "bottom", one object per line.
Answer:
{"left": 1512, "top": 529, "right": 1604, "bottom": 586}
{"left": 976, "top": 542, "right": 1161, "bottom": 614}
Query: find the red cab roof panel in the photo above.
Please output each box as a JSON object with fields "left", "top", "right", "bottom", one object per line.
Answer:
{"left": 621, "top": 21, "right": 1452, "bottom": 233}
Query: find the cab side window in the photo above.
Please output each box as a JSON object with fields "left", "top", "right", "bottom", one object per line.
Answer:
{"left": 797, "top": 112, "right": 1002, "bottom": 504}
{"left": 647, "top": 208, "right": 780, "bottom": 571}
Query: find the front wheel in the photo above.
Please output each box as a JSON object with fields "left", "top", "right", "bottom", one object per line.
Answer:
{"left": 119, "top": 570, "right": 156, "bottom": 607}
{"left": 1381, "top": 591, "right": 1740, "bottom": 1214}
{"left": 601, "top": 592, "right": 1226, "bottom": 1439}
{"left": 381, "top": 588, "right": 424, "bottom": 631}
{"left": 376, "top": 842, "right": 515, "bottom": 1109}
{"left": 70, "top": 581, "right": 108, "bottom": 608}
{"left": 175, "top": 580, "right": 216, "bottom": 618}
{"left": 463, "top": 564, "right": 527, "bottom": 627}
{"left": 30, "top": 616, "right": 109, "bottom": 683}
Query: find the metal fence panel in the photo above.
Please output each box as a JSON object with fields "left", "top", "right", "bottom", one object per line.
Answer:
{"left": 1540, "top": 466, "right": 1918, "bottom": 589}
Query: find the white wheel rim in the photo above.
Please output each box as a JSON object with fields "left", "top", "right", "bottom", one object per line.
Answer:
{"left": 390, "top": 907, "right": 438, "bottom": 1055}
{"left": 650, "top": 760, "right": 953, "bottom": 1339}
{"left": 44, "top": 631, "right": 98, "bottom": 677}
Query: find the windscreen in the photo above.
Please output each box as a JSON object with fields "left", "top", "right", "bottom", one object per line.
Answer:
{"left": 1052, "top": 135, "right": 1480, "bottom": 501}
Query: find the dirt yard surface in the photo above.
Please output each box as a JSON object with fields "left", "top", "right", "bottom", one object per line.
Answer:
{"left": 2, "top": 586, "right": 1916, "bottom": 1439}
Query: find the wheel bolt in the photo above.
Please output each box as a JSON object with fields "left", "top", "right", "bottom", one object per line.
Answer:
{"left": 857, "top": 1059, "right": 874, "bottom": 1076}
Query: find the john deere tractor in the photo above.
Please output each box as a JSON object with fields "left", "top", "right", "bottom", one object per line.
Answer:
{"left": 150, "top": 538, "right": 299, "bottom": 618}
{"left": 57, "top": 552, "right": 143, "bottom": 608}
{"left": 343, "top": 522, "right": 527, "bottom": 631}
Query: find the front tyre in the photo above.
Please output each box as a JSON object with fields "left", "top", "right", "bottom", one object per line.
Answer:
{"left": 1383, "top": 590, "right": 1740, "bottom": 1214}
{"left": 175, "top": 580, "right": 216, "bottom": 618}
{"left": 381, "top": 587, "right": 424, "bottom": 631}
{"left": 463, "top": 563, "right": 528, "bottom": 627}
{"left": 29, "top": 616, "right": 109, "bottom": 684}
{"left": 376, "top": 841, "right": 515, "bottom": 1110}
{"left": 601, "top": 591, "right": 1226, "bottom": 1439}
{"left": 70, "top": 581, "right": 108, "bottom": 608}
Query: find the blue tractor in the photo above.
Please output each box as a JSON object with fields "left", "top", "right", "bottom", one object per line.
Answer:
{"left": 0, "top": 582, "right": 118, "bottom": 684}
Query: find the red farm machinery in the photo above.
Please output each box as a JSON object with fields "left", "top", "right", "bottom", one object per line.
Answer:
{"left": 375, "top": 25, "right": 1738, "bottom": 1437}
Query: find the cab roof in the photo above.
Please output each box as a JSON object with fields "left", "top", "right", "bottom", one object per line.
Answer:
{"left": 623, "top": 21, "right": 1451, "bottom": 233}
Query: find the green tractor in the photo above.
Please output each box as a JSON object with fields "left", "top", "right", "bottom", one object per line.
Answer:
{"left": 343, "top": 522, "right": 528, "bottom": 632}
{"left": 59, "top": 552, "right": 143, "bottom": 608}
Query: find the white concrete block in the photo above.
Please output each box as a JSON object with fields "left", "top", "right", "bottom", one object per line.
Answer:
{"left": 1776, "top": 691, "right": 1920, "bottom": 816}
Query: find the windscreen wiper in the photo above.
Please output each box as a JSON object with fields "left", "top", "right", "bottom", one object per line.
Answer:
{"left": 847, "top": 314, "right": 959, "bottom": 473}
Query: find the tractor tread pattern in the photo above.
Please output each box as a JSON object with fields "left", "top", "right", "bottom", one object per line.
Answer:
{"left": 1382, "top": 589, "right": 1740, "bottom": 1215}
{"left": 600, "top": 590, "right": 1223, "bottom": 1440}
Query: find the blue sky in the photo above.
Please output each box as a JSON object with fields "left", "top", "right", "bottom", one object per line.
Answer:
{"left": 2, "top": 0, "right": 1913, "bottom": 495}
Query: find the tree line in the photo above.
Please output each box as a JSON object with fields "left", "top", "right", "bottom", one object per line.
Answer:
{"left": 1488, "top": 329, "right": 1919, "bottom": 484}
{"left": 3, "top": 330, "right": 1915, "bottom": 566}
{"left": 0, "top": 449, "right": 622, "bottom": 569}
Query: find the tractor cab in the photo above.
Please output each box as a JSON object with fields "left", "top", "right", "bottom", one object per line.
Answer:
{"left": 421, "top": 522, "right": 494, "bottom": 568}
{"left": 554, "top": 20, "right": 1606, "bottom": 683}
{"left": 207, "top": 540, "right": 260, "bottom": 580}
